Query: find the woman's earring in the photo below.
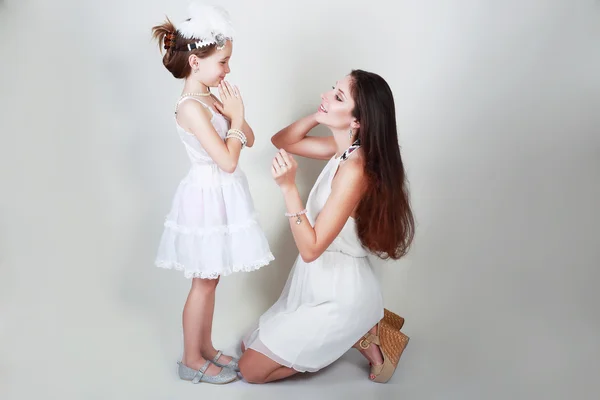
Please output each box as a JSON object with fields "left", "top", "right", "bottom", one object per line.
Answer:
{"left": 348, "top": 129, "right": 353, "bottom": 139}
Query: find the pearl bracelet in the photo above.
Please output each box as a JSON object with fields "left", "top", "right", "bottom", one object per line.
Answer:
{"left": 285, "top": 209, "right": 307, "bottom": 225}
{"left": 226, "top": 128, "right": 247, "bottom": 147}
{"left": 227, "top": 128, "right": 246, "bottom": 140}
{"left": 225, "top": 132, "right": 248, "bottom": 147}
{"left": 225, "top": 134, "right": 245, "bottom": 147}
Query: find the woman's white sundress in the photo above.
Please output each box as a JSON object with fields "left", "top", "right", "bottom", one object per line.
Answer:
{"left": 155, "top": 96, "right": 274, "bottom": 279}
{"left": 242, "top": 154, "right": 384, "bottom": 372}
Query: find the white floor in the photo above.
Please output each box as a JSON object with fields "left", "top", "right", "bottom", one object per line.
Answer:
{"left": 2, "top": 291, "right": 598, "bottom": 400}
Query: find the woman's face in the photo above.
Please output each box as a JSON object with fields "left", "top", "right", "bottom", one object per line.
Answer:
{"left": 315, "top": 75, "right": 358, "bottom": 131}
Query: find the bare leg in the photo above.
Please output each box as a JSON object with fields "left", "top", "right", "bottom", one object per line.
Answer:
{"left": 180, "top": 277, "right": 224, "bottom": 376}
{"left": 197, "top": 277, "right": 232, "bottom": 364}
{"left": 263, "top": 366, "right": 298, "bottom": 383}
{"left": 353, "top": 325, "right": 384, "bottom": 380}
{"left": 238, "top": 349, "right": 298, "bottom": 384}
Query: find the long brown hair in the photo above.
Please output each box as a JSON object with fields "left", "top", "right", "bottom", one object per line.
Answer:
{"left": 151, "top": 17, "right": 217, "bottom": 79}
{"left": 350, "top": 69, "right": 415, "bottom": 260}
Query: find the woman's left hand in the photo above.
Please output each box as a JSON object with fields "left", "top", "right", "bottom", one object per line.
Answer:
{"left": 272, "top": 149, "right": 298, "bottom": 190}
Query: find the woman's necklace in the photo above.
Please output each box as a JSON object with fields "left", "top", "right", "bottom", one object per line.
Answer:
{"left": 339, "top": 139, "right": 361, "bottom": 161}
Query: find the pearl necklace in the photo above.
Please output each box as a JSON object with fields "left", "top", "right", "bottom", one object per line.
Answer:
{"left": 175, "top": 91, "right": 211, "bottom": 115}
{"left": 181, "top": 91, "right": 211, "bottom": 97}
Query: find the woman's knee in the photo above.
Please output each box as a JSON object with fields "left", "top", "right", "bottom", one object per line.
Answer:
{"left": 238, "top": 355, "right": 266, "bottom": 384}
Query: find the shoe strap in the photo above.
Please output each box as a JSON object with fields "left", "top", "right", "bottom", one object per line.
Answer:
{"left": 371, "top": 363, "right": 384, "bottom": 375}
{"left": 212, "top": 350, "right": 223, "bottom": 364}
{"left": 358, "top": 332, "right": 381, "bottom": 349}
{"left": 191, "top": 360, "right": 211, "bottom": 384}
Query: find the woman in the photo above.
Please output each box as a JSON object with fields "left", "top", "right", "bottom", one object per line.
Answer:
{"left": 239, "top": 70, "right": 415, "bottom": 384}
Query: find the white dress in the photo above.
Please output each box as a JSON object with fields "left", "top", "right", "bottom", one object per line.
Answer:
{"left": 155, "top": 96, "right": 274, "bottom": 279}
{"left": 242, "top": 155, "right": 384, "bottom": 372}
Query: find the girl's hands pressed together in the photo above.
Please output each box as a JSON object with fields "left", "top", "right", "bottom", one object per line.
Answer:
{"left": 214, "top": 81, "right": 244, "bottom": 124}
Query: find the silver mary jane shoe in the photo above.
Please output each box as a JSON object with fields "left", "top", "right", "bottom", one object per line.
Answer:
{"left": 211, "top": 350, "right": 240, "bottom": 372}
{"left": 177, "top": 360, "right": 238, "bottom": 384}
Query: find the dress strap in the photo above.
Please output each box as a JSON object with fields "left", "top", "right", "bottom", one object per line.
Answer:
{"left": 175, "top": 96, "right": 215, "bottom": 116}
{"left": 339, "top": 139, "right": 361, "bottom": 161}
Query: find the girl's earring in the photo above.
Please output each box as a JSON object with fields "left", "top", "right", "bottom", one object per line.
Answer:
{"left": 348, "top": 128, "right": 353, "bottom": 139}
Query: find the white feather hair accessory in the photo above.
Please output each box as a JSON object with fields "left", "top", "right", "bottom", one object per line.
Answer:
{"left": 177, "top": 2, "right": 234, "bottom": 51}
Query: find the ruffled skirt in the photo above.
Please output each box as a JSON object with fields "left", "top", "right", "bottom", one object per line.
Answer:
{"left": 155, "top": 164, "right": 273, "bottom": 279}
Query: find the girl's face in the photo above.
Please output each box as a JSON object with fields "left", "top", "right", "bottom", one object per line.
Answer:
{"left": 191, "top": 40, "right": 233, "bottom": 87}
{"left": 315, "top": 75, "right": 359, "bottom": 131}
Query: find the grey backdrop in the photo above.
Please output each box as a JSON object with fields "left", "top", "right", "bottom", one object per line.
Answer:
{"left": 1, "top": 0, "right": 599, "bottom": 399}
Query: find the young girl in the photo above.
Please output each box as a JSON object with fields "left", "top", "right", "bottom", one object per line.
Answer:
{"left": 151, "top": 3, "right": 273, "bottom": 385}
